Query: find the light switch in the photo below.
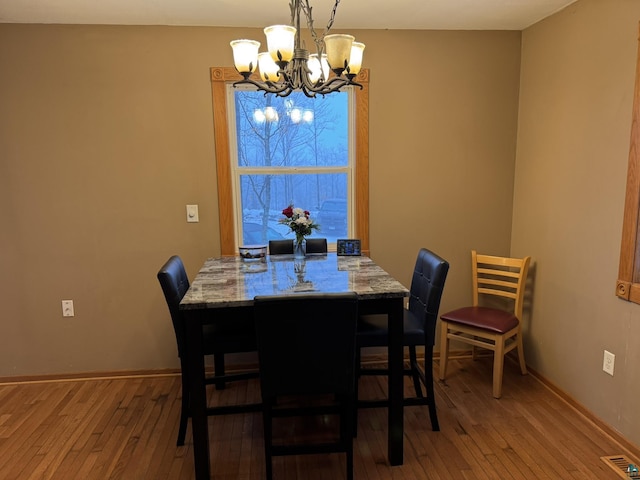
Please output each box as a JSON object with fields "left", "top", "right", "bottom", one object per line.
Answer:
{"left": 186, "top": 204, "right": 199, "bottom": 223}
{"left": 62, "top": 300, "right": 74, "bottom": 317}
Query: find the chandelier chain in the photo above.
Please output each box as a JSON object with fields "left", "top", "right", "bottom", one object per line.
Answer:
{"left": 299, "top": 0, "right": 342, "bottom": 54}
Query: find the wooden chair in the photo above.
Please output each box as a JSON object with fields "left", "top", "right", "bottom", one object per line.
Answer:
{"left": 439, "top": 250, "right": 531, "bottom": 398}
{"left": 253, "top": 292, "right": 358, "bottom": 480}
{"left": 355, "top": 248, "right": 449, "bottom": 431}
{"left": 268, "top": 239, "right": 293, "bottom": 255}
{"left": 157, "top": 255, "right": 259, "bottom": 446}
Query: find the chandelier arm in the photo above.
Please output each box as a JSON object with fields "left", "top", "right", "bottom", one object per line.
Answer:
{"left": 320, "top": 78, "right": 363, "bottom": 94}
{"left": 232, "top": 77, "right": 292, "bottom": 97}
{"left": 305, "top": 75, "right": 363, "bottom": 96}
{"left": 232, "top": 69, "right": 362, "bottom": 98}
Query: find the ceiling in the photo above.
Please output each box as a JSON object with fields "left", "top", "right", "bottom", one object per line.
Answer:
{"left": 0, "top": 0, "right": 578, "bottom": 31}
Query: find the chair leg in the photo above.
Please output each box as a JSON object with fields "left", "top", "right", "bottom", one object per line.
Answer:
{"left": 353, "top": 347, "right": 361, "bottom": 437}
{"left": 423, "top": 345, "right": 440, "bottom": 431}
{"left": 493, "top": 336, "right": 506, "bottom": 399}
{"left": 340, "top": 394, "right": 355, "bottom": 480}
{"left": 409, "top": 346, "right": 424, "bottom": 398}
{"left": 439, "top": 321, "right": 450, "bottom": 381}
{"left": 516, "top": 334, "right": 528, "bottom": 375}
{"left": 346, "top": 441, "right": 354, "bottom": 480}
{"left": 177, "top": 374, "right": 189, "bottom": 446}
{"left": 214, "top": 353, "right": 226, "bottom": 390}
{"left": 262, "top": 400, "right": 274, "bottom": 480}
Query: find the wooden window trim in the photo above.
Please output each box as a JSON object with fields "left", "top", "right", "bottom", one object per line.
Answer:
{"left": 210, "top": 67, "right": 370, "bottom": 256}
{"left": 617, "top": 27, "right": 640, "bottom": 303}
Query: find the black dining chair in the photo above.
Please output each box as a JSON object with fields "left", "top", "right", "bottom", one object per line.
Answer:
{"left": 355, "top": 248, "right": 449, "bottom": 431}
{"left": 268, "top": 239, "right": 294, "bottom": 255}
{"left": 157, "top": 255, "right": 259, "bottom": 446}
{"left": 305, "top": 237, "right": 328, "bottom": 254}
{"left": 253, "top": 292, "right": 359, "bottom": 480}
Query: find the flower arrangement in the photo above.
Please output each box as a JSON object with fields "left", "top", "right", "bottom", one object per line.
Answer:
{"left": 279, "top": 204, "right": 320, "bottom": 245}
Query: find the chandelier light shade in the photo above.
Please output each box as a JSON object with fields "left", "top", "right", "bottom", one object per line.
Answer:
{"left": 323, "top": 34, "right": 354, "bottom": 75}
{"left": 264, "top": 25, "right": 296, "bottom": 65}
{"left": 230, "top": 0, "right": 365, "bottom": 98}
{"left": 258, "top": 52, "right": 280, "bottom": 81}
{"left": 348, "top": 42, "right": 365, "bottom": 75}
{"left": 230, "top": 39, "right": 260, "bottom": 74}
{"left": 307, "top": 53, "right": 330, "bottom": 83}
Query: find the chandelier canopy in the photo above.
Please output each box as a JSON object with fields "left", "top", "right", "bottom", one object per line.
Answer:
{"left": 230, "top": 0, "right": 365, "bottom": 98}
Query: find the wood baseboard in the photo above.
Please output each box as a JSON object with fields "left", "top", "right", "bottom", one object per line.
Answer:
{"left": 0, "top": 369, "right": 181, "bottom": 385}
{"left": 0, "top": 364, "right": 258, "bottom": 385}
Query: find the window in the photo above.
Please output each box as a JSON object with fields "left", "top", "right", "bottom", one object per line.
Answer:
{"left": 210, "top": 67, "right": 369, "bottom": 256}
{"left": 229, "top": 88, "right": 351, "bottom": 246}
{"left": 617, "top": 32, "right": 640, "bottom": 303}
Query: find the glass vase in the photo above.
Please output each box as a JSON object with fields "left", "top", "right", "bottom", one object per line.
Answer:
{"left": 294, "top": 238, "right": 306, "bottom": 259}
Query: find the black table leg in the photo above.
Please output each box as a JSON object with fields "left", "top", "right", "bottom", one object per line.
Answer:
{"left": 185, "top": 310, "right": 211, "bottom": 480}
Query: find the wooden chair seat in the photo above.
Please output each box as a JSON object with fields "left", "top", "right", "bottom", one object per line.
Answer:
{"left": 440, "top": 306, "right": 519, "bottom": 334}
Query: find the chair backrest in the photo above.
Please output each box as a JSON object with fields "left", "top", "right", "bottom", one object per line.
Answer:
{"left": 305, "top": 238, "right": 328, "bottom": 254}
{"left": 408, "top": 248, "right": 450, "bottom": 345}
{"left": 157, "top": 255, "right": 190, "bottom": 357}
{"left": 471, "top": 250, "right": 531, "bottom": 320}
{"left": 268, "top": 239, "right": 293, "bottom": 255}
{"left": 253, "top": 292, "right": 359, "bottom": 398}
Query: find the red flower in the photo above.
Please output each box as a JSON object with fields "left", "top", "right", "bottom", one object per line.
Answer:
{"left": 278, "top": 204, "right": 320, "bottom": 241}
{"left": 282, "top": 205, "right": 294, "bottom": 218}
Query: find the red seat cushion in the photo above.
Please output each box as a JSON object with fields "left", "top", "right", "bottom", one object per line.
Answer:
{"left": 440, "top": 306, "right": 519, "bottom": 334}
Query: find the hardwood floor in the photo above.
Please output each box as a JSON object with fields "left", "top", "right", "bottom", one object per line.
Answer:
{"left": 1, "top": 357, "right": 637, "bottom": 480}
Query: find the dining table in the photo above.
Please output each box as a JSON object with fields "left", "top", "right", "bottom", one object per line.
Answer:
{"left": 179, "top": 252, "right": 409, "bottom": 480}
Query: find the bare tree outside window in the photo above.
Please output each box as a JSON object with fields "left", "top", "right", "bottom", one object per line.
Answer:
{"left": 230, "top": 89, "right": 352, "bottom": 245}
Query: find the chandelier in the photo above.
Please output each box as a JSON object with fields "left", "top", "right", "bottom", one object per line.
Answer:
{"left": 230, "top": 0, "right": 365, "bottom": 98}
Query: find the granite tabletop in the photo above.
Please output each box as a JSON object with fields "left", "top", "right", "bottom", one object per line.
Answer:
{"left": 180, "top": 253, "right": 409, "bottom": 310}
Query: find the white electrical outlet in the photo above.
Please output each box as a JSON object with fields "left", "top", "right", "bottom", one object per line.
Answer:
{"left": 603, "top": 350, "right": 615, "bottom": 376}
{"left": 62, "top": 300, "right": 74, "bottom": 317}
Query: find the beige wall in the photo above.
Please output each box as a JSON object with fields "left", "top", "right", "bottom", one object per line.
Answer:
{"left": 0, "top": 24, "right": 521, "bottom": 378}
{"left": 514, "top": 0, "right": 640, "bottom": 444}
{"left": 4, "top": 0, "right": 639, "bottom": 451}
